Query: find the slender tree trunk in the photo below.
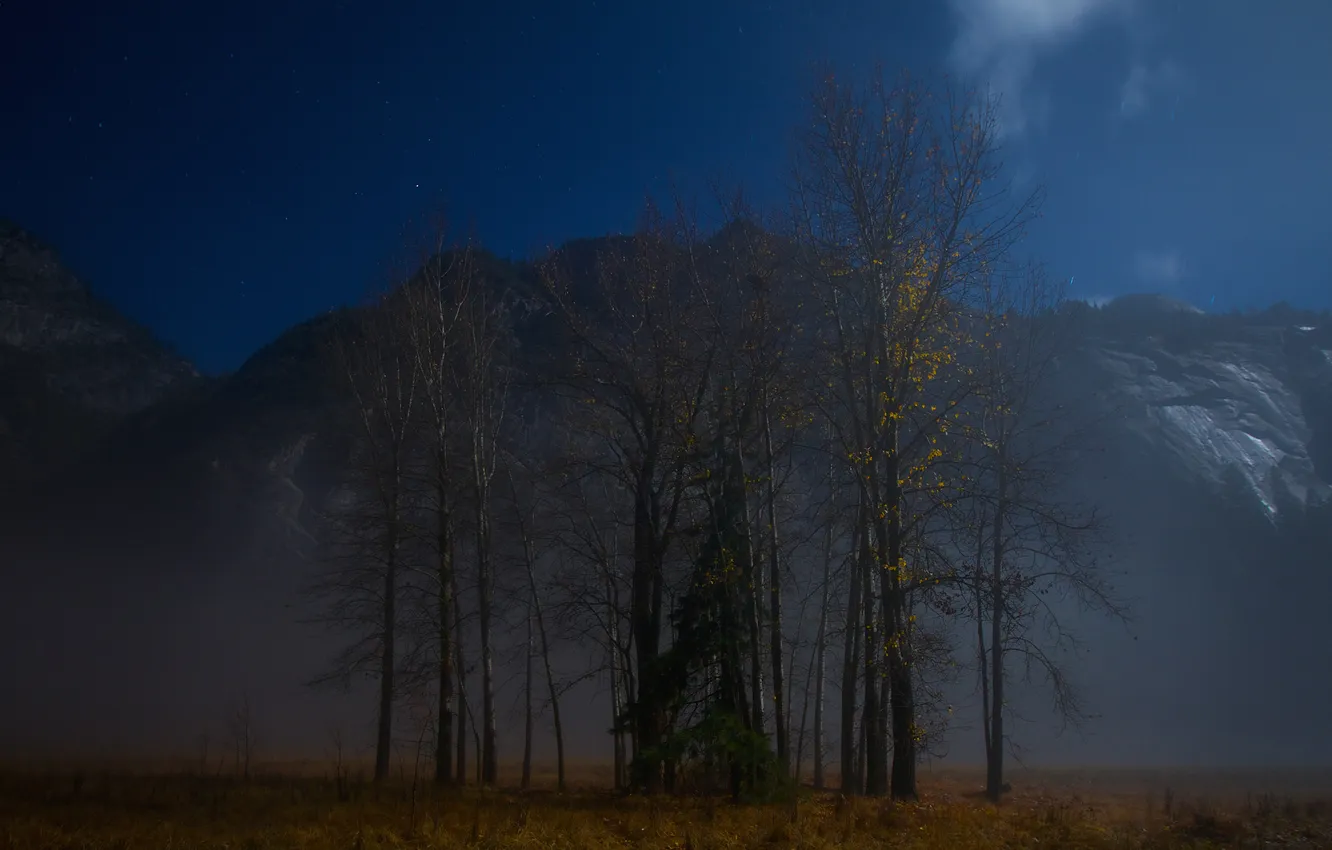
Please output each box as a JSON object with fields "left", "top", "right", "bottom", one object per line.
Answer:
{"left": 454, "top": 581, "right": 468, "bottom": 786}
{"left": 475, "top": 448, "right": 498, "bottom": 786}
{"left": 741, "top": 451, "right": 766, "bottom": 742}
{"left": 794, "top": 636, "right": 815, "bottom": 785}
{"left": 975, "top": 511, "right": 992, "bottom": 781}
{"left": 839, "top": 516, "right": 863, "bottom": 794}
{"left": 631, "top": 461, "right": 665, "bottom": 793}
{"left": 861, "top": 525, "right": 883, "bottom": 795}
{"left": 463, "top": 683, "right": 482, "bottom": 784}
{"left": 856, "top": 696, "right": 867, "bottom": 793}
{"left": 607, "top": 572, "right": 626, "bottom": 791}
{"left": 434, "top": 463, "right": 455, "bottom": 785}
{"left": 883, "top": 446, "right": 918, "bottom": 801}
{"left": 522, "top": 602, "right": 534, "bottom": 791}
{"left": 521, "top": 515, "right": 566, "bottom": 792}
{"left": 987, "top": 462, "right": 1008, "bottom": 803}
{"left": 374, "top": 489, "right": 400, "bottom": 783}
{"left": 763, "top": 407, "right": 788, "bottom": 775}
{"left": 812, "top": 505, "right": 833, "bottom": 790}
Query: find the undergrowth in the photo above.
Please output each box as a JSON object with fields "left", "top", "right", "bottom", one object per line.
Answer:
{"left": 1, "top": 771, "right": 1329, "bottom": 849}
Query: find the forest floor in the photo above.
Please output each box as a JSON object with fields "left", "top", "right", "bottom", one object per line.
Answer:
{"left": 2, "top": 762, "right": 1330, "bottom": 849}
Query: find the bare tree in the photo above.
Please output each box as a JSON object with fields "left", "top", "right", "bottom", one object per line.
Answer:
{"left": 311, "top": 293, "right": 421, "bottom": 782}
{"left": 546, "top": 462, "right": 634, "bottom": 790}
{"left": 458, "top": 262, "right": 512, "bottom": 787}
{"left": 792, "top": 70, "right": 1036, "bottom": 798}
{"left": 538, "top": 204, "right": 716, "bottom": 793}
{"left": 811, "top": 443, "right": 838, "bottom": 789}
{"left": 521, "top": 598, "right": 535, "bottom": 791}
{"left": 506, "top": 456, "right": 568, "bottom": 792}
{"left": 960, "top": 266, "right": 1125, "bottom": 802}
{"left": 838, "top": 499, "right": 864, "bottom": 794}
{"left": 401, "top": 228, "right": 472, "bottom": 786}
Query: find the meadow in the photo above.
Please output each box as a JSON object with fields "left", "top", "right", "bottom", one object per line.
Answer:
{"left": 3, "top": 761, "right": 1331, "bottom": 849}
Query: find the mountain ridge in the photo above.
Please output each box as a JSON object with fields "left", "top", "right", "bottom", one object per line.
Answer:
{"left": 0, "top": 220, "right": 200, "bottom": 485}
{"left": 2, "top": 222, "right": 1330, "bottom": 765}
{"left": 4, "top": 221, "right": 1331, "bottom": 539}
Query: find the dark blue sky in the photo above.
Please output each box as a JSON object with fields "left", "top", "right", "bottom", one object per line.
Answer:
{"left": 4, "top": 0, "right": 1330, "bottom": 374}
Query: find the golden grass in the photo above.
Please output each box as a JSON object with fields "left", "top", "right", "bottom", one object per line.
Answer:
{"left": 1, "top": 765, "right": 1329, "bottom": 849}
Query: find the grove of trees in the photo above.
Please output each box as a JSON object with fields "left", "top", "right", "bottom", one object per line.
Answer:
{"left": 307, "top": 71, "right": 1124, "bottom": 803}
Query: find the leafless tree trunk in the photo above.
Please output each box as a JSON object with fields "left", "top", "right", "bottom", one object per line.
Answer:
{"left": 434, "top": 493, "right": 455, "bottom": 785}
{"left": 986, "top": 458, "right": 1006, "bottom": 801}
{"left": 454, "top": 582, "right": 468, "bottom": 786}
{"left": 454, "top": 265, "right": 511, "bottom": 788}
{"left": 312, "top": 295, "right": 420, "bottom": 784}
{"left": 762, "top": 402, "right": 788, "bottom": 774}
{"left": 812, "top": 464, "right": 835, "bottom": 790}
{"left": 607, "top": 571, "right": 628, "bottom": 791}
{"left": 508, "top": 458, "right": 568, "bottom": 792}
{"left": 743, "top": 470, "right": 766, "bottom": 742}
{"left": 475, "top": 456, "right": 498, "bottom": 787}
{"left": 839, "top": 510, "right": 863, "bottom": 794}
{"left": 522, "top": 600, "right": 534, "bottom": 791}
{"left": 860, "top": 527, "right": 883, "bottom": 795}
{"left": 402, "top": 235, "right": 470, "bottom": 787}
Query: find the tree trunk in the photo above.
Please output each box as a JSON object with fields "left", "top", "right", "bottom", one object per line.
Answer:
{"left": 631, "top": 461, "right": 665, "bottom": 793}
{"left": 763, "top": 407, "right": 788, "bottom": 775}
{"left": 793, "top": 634, "right": 815, "bottom": 785}
{"left": 607, "top": 573, "right": 626, "bottom": 792}
{"left": 974, "top": 510, "right": 992, "bottom": 790}
{"left": 741, "top": 454, "right": 766, "bottom": 743}
{"left": 454, "top": 582, "right": 468, "bottom": 786}
{"left": 839, "top": 517, "right": 863, "bottom": 794}
{"left": 523, "top": 517, "right": 566, "bottom": 792}
{"left": 861, "top": 527, "right": 883, "bottom": 795}
{"left": 812, "top": 499, "right": 833, "bottom": 790}
{"left": 522, "top": 603, "right": 534, "bottom": 791}
{"left": 374, "top": 493, "right": 400, "bottom": 783}
{"left": 463, "top": 683, "right": 482, "bottom": 784}
{"left": 986, "top": 463, "right": 1007, "bottom": 803}
{"left": 856, "top": 696, "right": 867, "bottom": 793}
{"left": 434, "top": 463, "right": 455, "bottom": 785}
{"left": 883, "top": 447, "right": 917, "bottom": 801}
{"left": 475, "top": 454, "right": 498, "bottom": 786}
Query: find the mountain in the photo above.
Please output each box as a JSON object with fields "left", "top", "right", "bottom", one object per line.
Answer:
{"left": 1, "top": 224, "right": 1329, "bottom": 764}
{"left": 0, "top": 221, "right": 198, "bottom": 485}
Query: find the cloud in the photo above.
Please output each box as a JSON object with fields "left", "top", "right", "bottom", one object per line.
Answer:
{"left": 1118, "top": 59, "right": 1187, "bottom": 118}
{"left": 1118, "top": 63, "right": 1151, "bottom": 116}
{"left": 947, "top": 0, "right": 1128, "bottom": 136}
{"left": 1132, "top": 249, "right": 1186, "bottom": 287}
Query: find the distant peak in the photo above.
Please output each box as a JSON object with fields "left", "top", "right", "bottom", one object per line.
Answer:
{"left": 0, "top": 219, "right": 86, "bottom": 300}
{"left": 1104, "top": 293, "right": 1204, "bottom": 316}
{"left": 0, "top": 219, "right": 59, "bottom": 255}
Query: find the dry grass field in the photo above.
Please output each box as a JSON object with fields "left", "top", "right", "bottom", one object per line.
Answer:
{"left": 2, "top": 761, "right": 1330, "bottom": 849}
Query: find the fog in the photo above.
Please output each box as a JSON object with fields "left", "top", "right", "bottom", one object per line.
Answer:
{"left": 3, "top": 407, "right": 1329, "bottom": 773}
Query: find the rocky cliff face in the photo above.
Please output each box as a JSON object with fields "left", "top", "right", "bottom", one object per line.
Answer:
{"left": 1070, "top": 295, "right": 1332, "bottom": 522}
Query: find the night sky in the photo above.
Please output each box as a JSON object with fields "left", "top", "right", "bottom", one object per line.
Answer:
{"left": 5, "top": 0, "right": 1330, "bottom": 375}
